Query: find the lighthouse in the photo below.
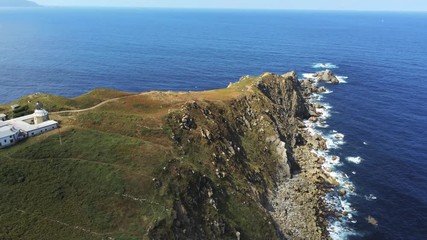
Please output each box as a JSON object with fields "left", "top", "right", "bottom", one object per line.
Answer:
{"left": 33, "top": 101, "right": 49, "bottom": 124}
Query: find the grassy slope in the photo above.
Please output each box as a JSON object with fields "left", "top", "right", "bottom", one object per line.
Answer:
{"left": 0, "top": 77, "right": 276, "bottom": 239}
{"left": 0, "top": 88, "right": 133, "bottom": 114}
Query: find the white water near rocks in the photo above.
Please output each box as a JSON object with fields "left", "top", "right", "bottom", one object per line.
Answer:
{"left": 301, "top": 66, "right": 362, "bottom": 239}
{"left": 312, "top": 63, "right": 339, "bottom": 69}
{"left": 346, "top": 156, "right": 363, "bottom": 164}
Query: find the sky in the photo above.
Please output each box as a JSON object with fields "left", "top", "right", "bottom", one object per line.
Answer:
{"left": 34, "top": 0, "right": 427, "bottom": 12}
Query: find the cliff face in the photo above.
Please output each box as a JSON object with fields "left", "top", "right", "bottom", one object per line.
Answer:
{"left": 150, "top": 72, "right": 328, "bottom": 239}
{"left": 0, "top": 72, "right": 331, "bottom": 240}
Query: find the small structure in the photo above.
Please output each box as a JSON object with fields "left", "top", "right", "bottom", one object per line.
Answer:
{"left": 10, "top": 104, "right": 20, "bottom": 110}
{"left": 0, "top": 113, "right": 6, "bottom": 121}
{"left": 0, "top": 102, "right": 58, "bottom": 149}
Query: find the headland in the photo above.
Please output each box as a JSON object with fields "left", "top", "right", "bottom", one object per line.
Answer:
{"left": 0, "top": 71, "right": 342, "bottom": 239}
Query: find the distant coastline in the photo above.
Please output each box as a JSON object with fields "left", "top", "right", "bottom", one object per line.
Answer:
{"left": 0, "top": 0, "right": 40, "bottom": 7}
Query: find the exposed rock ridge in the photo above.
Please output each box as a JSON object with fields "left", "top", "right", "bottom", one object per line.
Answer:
{"left": 150, "top": 72, "right": 331, "bottom": 239}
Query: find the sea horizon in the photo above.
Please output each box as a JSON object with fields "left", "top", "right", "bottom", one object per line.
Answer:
{"left": 0, "top": 8, "right": 426, "bottom": 239}
{"left": 2, "top": 6, "right": 427, "bottom": 13}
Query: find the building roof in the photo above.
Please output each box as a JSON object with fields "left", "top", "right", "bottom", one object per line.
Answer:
{"left": 0, "top": 121, "right": 8, "bottom": 128}
{"left": 9, "top": 119, "right": 58, "bottom": 133}
{"left": 0, "top": 125, "right": 18, "bottom": 139}
{"left": 11, "top": 114, "right": 34, "bottom": 123}
{"left": 2, "top": 110, "right": 58, "bottom": 133}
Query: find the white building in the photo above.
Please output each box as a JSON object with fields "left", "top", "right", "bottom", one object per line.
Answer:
{"left": 0, "top": 103, "right": 58, "bottom": 149}
{"left": 0, "top": 124, "right": 19, "bottom": 148}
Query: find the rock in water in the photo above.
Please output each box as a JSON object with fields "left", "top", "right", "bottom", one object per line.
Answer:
{"left": 317, "top": 86, "right": 327, "bottom": 93}
{"left": 317, "top": 70, "right": 340, "bottom": 84}
{"left": 367, "top": 216, "right": 378, "bottom": 226}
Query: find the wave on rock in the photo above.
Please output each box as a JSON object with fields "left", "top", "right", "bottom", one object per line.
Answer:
{"left": 346, "top": 156, "right": 363, "bottom": 164}
{"left": 365, "top": 194, "right": 377, "bottom": 201}
{"left": 313, "top": 63, "right": 339, "bottom": 69}
{"left": 337, "top": 75, "right": 348, "bottom": 83}
{"left": 301, "top": 66, "right": 361, "bottom": 240}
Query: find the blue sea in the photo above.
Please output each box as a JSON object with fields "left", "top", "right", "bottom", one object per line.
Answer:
{"left": 1, "top": 8, "right": 426, "bottom": 239}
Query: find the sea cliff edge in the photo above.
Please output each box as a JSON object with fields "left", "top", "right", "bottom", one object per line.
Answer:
{"left": 0, "top": 72, "right": 337, "bottom": 239}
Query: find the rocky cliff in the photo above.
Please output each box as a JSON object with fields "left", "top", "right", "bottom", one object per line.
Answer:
{"left": 149, "top": 72, "right": 332, "bottom": 239}
{"left": 0, "top": 71, "right": 334, "bottom": 240}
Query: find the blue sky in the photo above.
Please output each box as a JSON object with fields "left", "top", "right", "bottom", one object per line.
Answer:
{"left": 35, "top": 0, "right": 427, "bottom": 12}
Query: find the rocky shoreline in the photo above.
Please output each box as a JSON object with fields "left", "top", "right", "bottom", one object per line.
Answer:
{"left": 268, "top": 69, "right": 351, "bottom": 240}
{"left": 153, "top": 70, "right": 349, "bottom": 239}
{"left": 0, "top": 69, "right": 350, "bottom": 239}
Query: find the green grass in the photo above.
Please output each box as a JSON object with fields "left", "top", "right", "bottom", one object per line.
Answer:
{"left": 0, "top": 128, "right": 174, "bottom": 239}
{"left": 11, "top": 128, "right": 141, "bottom": 164}
{"left": 0, "top": 88, "right": 133, "bottom": 115}
{"left": 225, "top": 196, "right": 276, "bottom": 240}
{"left": 0, "top": 157, "right": 125, "bottom": 239}
{"left": 0, "top": 73, "right": 292, "bottom": 239}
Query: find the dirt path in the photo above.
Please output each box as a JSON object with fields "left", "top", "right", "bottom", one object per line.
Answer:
{"left": 53, "top": 94, "right": 140, "bottom": 114}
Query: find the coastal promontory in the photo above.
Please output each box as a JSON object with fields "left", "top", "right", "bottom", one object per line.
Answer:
{"left": 0, "top": 72, "right": 335, "bottom": 239}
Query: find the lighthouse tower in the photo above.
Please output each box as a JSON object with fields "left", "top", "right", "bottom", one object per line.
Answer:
{"left": 33, "top": 102, "right": 49, "bottom": 125}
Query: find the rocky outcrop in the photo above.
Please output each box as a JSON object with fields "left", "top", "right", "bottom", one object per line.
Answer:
{"left": 313, "top": 70, "right": 340, "bottom": 84}
{"left": 152, "top": 72, "right": 334, "bottom": 239}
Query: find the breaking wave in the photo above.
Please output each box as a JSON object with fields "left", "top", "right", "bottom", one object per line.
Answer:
{"left": 313, "top": 63, "right": 339, "bottom": 69}
{"left": 301, "top": 67, "right": 361, "bottom": 240}
{"left": 337, "top": 76, "right": 348, "bottom": 84}
{"left": 365, "top": 194, "right": 377, "bottom": 201}
{"left": 346, "top": 156, "right": 363, "bottom": 164}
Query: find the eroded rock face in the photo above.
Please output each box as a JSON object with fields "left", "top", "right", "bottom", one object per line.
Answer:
{"left": 267, "top": 135, "right": 291, "bottom": 179}
{"left": 314, "top": 69, "right": 340, "bottom": 84}
{"left": 154, "top": 72, "right": 330, "bottom": 240}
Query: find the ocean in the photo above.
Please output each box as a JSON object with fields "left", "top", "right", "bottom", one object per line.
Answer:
{"left": 1, "top": 8, "right": 426, "bottom": 239}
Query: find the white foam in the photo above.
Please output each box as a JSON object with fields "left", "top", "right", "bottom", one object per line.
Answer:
{"left": 313, "top": 142, "right": 357, "bottom": 239}
{"left": 303, "top": 70, "right": 360, "bottom": 238}
{"left": 302, "top": 73, "right": 317, "bottom": 79}
{"left": 334, "top": 133, "right": 345, "bottom": 139}
{"left": 337, "top": 75, "right": 348, "bottom": 83}
{"left": 324, "top": 131, "right": 345, "bottom": 150}
{"left": 316, "top": 103, "right": 332, "bottom": 120}
{"left": 365, "top": 194, "right": 377, "bottom": 201}
{"left": 363, "top": 141, "right": 368, "bottom": 145}
{"left": 328, "top": 221, "right": 359, "bottom": 240}
{"left": 352, "top": 171, "right": 356, "bottom": 175}
{"left": 325, "top": 155, "right": 342, "bottom": 166}
{"left": 311, "top": 94, "right": 324, "bottom": 101}
{"left": 313, "top": 63, "right": 339, "bottom": 69}
{"left": 317, "top": 122, "right": 330, "bottom": 128}
{"left": 325, "top": 191, "right": 359, "bottom": 240}
{"left": 346, "top": 156, "right": 363, "bottom": 164}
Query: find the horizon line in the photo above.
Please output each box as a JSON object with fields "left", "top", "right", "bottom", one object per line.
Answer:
{"left": 11, "top": 5, "right": 427, "bottom": 13}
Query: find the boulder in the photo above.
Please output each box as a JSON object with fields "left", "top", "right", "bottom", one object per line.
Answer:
{"left": 309, "top": 116, "right": 318, "bottom": 123}
{"left": 317, "top": 70, "right": 340, "bottom": 84}
{"left": 317, "top": 86, "right": 327, "bottom": 93}
{"left": 367, "top": 216, "right": 378, "bottom": 226}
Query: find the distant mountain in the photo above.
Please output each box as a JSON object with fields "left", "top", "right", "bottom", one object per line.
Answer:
{"left": 0, "top": 0, "right": 40, "bottom": 7}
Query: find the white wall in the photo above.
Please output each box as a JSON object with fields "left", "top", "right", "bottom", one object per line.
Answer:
{"left": 0, "top": 134, "right": 17, "bottom": 148}
{"left": 27, "top": 124, "right": 58, "bottom": 138}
